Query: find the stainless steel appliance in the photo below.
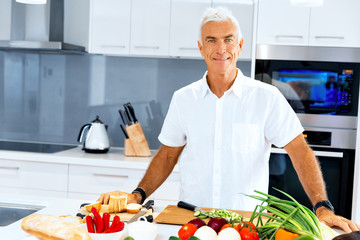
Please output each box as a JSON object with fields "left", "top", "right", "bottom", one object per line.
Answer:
{"left": 255, "top": 45, "right": 360, "bottom": 219}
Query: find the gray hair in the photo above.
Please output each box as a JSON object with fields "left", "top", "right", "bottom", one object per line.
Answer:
{"left": 198, "top": 7, "right": 242, "bottom": 44}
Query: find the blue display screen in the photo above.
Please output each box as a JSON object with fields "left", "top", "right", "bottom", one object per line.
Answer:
{"left": 277, "top": 69, "right": 350, "bottom": 112}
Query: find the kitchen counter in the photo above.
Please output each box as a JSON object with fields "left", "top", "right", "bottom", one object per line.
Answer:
{"left": 0, "top": 195, "right": 180, "bottom": 240}
{"left": 0, "top": 194, "right": 346, "bottom": 240}
{"left": 0, "top": 145, "right": 161, "bottom": 170}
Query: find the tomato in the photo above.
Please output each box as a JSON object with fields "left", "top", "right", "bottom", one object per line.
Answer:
{"left": 239, "top": 227, "right": 260, "bottom": 240}
{"left": 237, "top": 221, "right": 257, "bottom": 232}
{"left": 220, "top": 223, "right": 240, "bottom": 233}
{"left": 178, "top": 223, "right": 198, "bottom": 240}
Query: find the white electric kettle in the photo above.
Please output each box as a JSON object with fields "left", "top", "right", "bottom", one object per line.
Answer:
{"left": 78, "top": 116, "right": 110, "bottom": 153}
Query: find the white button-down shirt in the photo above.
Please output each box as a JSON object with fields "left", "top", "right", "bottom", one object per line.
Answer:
{"left": 158, "top": 69, "right": 304, "bottom": 211}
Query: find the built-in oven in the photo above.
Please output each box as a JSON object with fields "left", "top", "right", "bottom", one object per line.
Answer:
{"left": 255, "top": 45, "right": 360, "bottom": 219}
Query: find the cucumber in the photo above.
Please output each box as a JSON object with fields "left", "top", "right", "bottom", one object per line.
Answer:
{"left": 188, "top": 236, "right": 201, "bottom": 240}
{"left": 194, "top": 210, "right": 201, "bottom": 217}
{"left": 197, "top": 214, "right": 208, "bottom": 219}
{"left": 168, "top": 236, "right": 181, "bottom": 240}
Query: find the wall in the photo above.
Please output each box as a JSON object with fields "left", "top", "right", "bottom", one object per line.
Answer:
{"left": 0, "top": 51, "right": 251, "bottom": 149}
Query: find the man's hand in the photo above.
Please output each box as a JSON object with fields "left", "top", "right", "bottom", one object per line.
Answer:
{"left": 317, "top": 207, "right": 360, "bottom": 233}
{"left": 97, "top": 191, "right": 140, "bottom": 205}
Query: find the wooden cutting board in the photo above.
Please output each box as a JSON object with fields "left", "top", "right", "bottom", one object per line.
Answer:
{"left": 154, "top": 205, "right": 254, "bottom": 225}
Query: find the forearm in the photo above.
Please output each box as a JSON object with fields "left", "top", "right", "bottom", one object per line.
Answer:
{"left": 136, "top": 145, "right": 184, "bottom": 201}
{"left": 285, "top": 134, "right": 328, "bottom": 205}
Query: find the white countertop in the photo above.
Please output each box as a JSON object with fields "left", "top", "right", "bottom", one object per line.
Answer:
{"left": 0, "top": 146, "right": 178, "bottom": 172}
{"left": 0, "top": 195, "right": 180, "bottom": 240}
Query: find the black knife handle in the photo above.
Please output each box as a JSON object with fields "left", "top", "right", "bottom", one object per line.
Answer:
{"left": 177, "top": 201, "right": 197, "bottom": 211}
{"left": 143, "top": 199, "right": 154, "bottom": 209}
{"left": 127, "top": 103, "right": 138, "bottom": 123}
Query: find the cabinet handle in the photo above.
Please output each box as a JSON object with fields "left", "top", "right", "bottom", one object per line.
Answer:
{"left": 275, "top": 35, "right": 304, "bottom": 39}
{"left": 314, "top": 36, "right": 345, "bottom": 40}
{"left": 133, "top": 46, "right": 160, "bottom": 49}
{"left": 178, "top": 47, "right": 199, "bottom": 51}
{"left": 100, "top": 45, "right": 126, "bottom": 49}
{"left": 93, "top": 173, "right": 129, "bottom": 178}
{"left": 271, "top": 148, "right": 343, "bottom": 158}
{"left": 0, "top": 166, "right": 20, "bottom": 170}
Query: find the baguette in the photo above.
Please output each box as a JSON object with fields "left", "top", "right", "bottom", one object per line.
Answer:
{"left": 21, "top": 214, "right": 91, "bottom": 240}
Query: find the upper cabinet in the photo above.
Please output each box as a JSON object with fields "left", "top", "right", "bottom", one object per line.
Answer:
{"left": 309, "top": 0, "right": 360, "bottom": 48}
{"left": 130, "top": 0, "right": 171, "bottom": 56}
{"left": 65, "top": 0, "right": 256, "bottom": 58}
{"left": 64, "top": 0, "right": 131, "bottom": 55}
{"left": 257, "top": 0, "right": 360, "bottom": 48}
{"left": 169, "top": 0, "right": 212, "bottom": 58}
{"left": 257, "top": 0, "right": 310, "bottom": 46}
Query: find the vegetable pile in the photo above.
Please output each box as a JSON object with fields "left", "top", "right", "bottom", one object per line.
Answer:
{"left": 170, "top": 216, "right": 259, "bottom": 240}
{"left": 248, "top": 189, "right": 328, "bottom": 240}
{"left": 86, "top": 207, "right": 125, "bottom": 234}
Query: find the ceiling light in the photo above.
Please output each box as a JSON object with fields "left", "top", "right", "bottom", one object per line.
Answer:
{"left": 16, "top": 0, "right": 47, "bottom": 4}
{"left": 291, "top": 0, "right": 324, "bottom": 7}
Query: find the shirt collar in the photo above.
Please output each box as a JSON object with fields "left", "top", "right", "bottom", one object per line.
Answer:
{"left": 200, "top": 68, "right": 243, "bottom": 98}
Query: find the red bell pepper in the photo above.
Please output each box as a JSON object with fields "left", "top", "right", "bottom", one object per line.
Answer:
{"left": 85, "top": 215, "right": 95, "bottom": 233}
{"left": 91, "top": 207, "right": 104, "bottom": 233}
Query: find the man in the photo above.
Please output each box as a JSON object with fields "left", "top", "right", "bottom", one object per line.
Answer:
{"left": 99, "top": 7, "right": 359, "bottom": 232}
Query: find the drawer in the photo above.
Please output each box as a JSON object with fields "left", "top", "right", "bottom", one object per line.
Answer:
{"left": 0, "top": 159, "right": 68, "bottom": 191}
{"left": 68, "top": 165, "right": 146, "bottom": 194}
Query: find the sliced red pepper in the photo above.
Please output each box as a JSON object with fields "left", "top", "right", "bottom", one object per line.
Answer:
{"left": 85, "top": 215, "right": 95, "bottom": 233}
{"left": 91, "top": 207, "right": 104, "bottom": 233}
{"left": 103, "top": 212, "right": 110, "bottom": 232}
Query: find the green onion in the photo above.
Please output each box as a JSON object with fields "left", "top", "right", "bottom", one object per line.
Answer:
{"left": 247, "top": 188, "right": 322, "bottom": 240}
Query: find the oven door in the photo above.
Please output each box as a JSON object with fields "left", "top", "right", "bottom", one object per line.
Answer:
{"left": 269, "top": 147, "right": 355, "bottom": 219}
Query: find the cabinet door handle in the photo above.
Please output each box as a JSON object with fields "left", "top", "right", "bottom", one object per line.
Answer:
{"left": 314, "top": 36, "right": 345, "bottom": 40}
{"left": 0, "top": 166, "right": 20, "bottom": 170}
{"left": 100, "top": 45, "right": 126, "bottom": 49}
{"left": 93, "top": 173, "right": 129, "bottom": 179}
{"left": 133, "top": 46, "right": 160, "bottom": 49}
{"left": 275, "top": 35, "right": 304, "bottom": 39}
{"left": 271, "top": 148, "right": 343, "bottom": 158}
{"left": 178, "top": 47, "right": 199, "bottom": 51}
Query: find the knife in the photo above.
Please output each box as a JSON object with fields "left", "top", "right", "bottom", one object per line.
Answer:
{"left": 123, "top": 104, "right": 134, "bottom": 125}
{"left": 120, "top": 124, "right": 129, "bottom": 138}
{"left": 119, "top": 109, "right": 129, "bottom": 126}
{"left": 127, "top": 200, "right": 154, "bottom": 223}
{"left": 126, "top": 102, "right": 138, "bottom": 123}
{"left": 177, "top": 201, "right": 211, "bottom": 217}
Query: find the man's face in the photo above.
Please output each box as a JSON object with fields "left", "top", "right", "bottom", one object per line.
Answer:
{"left": 198, "top": 19, "right": 243, "bottom": 74}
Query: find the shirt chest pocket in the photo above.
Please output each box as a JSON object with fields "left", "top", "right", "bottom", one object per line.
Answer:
{"left": 232, "top": 124, "right": 261, "bottom": 153}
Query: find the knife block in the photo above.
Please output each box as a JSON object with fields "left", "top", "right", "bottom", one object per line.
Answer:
{"left": 124, "top": 123, "right": 151, "bottom": 157}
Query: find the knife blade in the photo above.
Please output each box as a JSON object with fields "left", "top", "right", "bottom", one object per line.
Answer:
{"left": 177, "top": 201, "right": 211, "bottom": 217}
{"left": 127, "top": 200, "right": 154, "bottom": 223}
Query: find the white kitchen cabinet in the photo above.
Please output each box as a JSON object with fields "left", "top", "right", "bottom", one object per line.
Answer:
{"left": 64, "top": 0, "right": 131, "bottom": 55}
{"left": 68, "top": 165, "right": 181, "bottom": 203}
{"left": 170, "top": 0, "right": 212, "bottom": 58}
{"left": 0, "top": 159, "right": 68, "bottom": 196}
{"left": 212, "top": 0, "right": 255, "bottom": 60}
{"left": 309, "top": 0, "right": 360, "bottom": 48}
{"left": 257, "top": 0, "right": 360, "bottom": 48}
{"left": 257, "top": 0, "right": 310, "bottom": 46}
{"left": 130, "top": 0, "right": 171, "bottom": 56}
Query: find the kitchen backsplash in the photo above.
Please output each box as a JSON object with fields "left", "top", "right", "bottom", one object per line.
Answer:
{"left": 0, "top": 51, "right": 251, "bottom": 149}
